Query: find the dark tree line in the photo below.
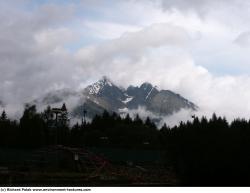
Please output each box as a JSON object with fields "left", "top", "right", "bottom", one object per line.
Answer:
{"left": 70, "top": 112, "right": 159, "bottom": 148}
{"left": 162, "top": 114, "right": 250, "bottom": 186}
{"left": 0, "top": 104, "right": 159, "bottom": 149}
{"left": 2, "top": 105, "right": 250, "bottom": 185}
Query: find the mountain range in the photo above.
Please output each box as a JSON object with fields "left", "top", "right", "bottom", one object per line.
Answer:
{"left": 27, "top": 76, "right": 198, "bottom": 121}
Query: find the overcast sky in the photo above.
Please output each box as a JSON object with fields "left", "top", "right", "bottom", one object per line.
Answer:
{"left": 2, "top": 0, "right": 250, "bottom": 121}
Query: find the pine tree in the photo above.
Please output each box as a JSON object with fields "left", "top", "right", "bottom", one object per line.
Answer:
{"left": 61, "top": 103, "right": 67, "bottom": 111}
{"left": 61, "top": 103, "right": 69, "bottom": 127}
{"left": 124, "top": 114, "right": 132, "bottom": 124}
{"left": 145, "top": 116, "right": 156, "bottom": 129}
{"left": 134, "top": 114, "right": 143, "bottom": 125}
{"left": 0, "top": 110, "right": 7, "bottom": 121}
{"left": 19, "top": 105, "right": 46, "bottom": 147}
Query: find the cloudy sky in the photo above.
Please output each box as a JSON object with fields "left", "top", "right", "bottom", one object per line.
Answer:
{"left": 2, "top": 0, "right": 250, "bottom": 121}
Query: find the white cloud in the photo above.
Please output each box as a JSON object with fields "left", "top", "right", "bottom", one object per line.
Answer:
{"left": 34, "top": 28, "right": 77, "bottom": 50}
{"left": 0, "top": 2, "right": 81, "bottom": 111}
{"left": 74, "top": 19, "right": 250, "bottom": 124}
{"left": 75, "top": 22, "right": 190, "bottom": 81}
{"left": 234, "top": 31, "right": 250, "bottom": 47}
{"left": 2, "top": 0, "right": 250, "bottom": 126}
{"left": 82, "top": 20, "right": 142, "bottom": 39}
{"left": 120, "top": 106, "right": 194, "bottom": 128}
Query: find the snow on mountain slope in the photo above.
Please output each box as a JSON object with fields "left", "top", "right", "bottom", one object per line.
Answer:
{"left": 32, "top": 76, "right": 198, "bottom": 122}
{"left": 78, "top": 77, "right": 197, "bottom": 118}
{"left": 85, "top": 76, "right": 114, "bottom": 95}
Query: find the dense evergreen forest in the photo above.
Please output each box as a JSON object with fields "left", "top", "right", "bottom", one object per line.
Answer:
{"left": 1, "top": 104, "right": 250, "bottom": 185}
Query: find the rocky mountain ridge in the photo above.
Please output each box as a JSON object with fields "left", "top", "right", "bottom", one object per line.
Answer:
{"left": 29, "top": 76, "right": 198, "bottom": 120}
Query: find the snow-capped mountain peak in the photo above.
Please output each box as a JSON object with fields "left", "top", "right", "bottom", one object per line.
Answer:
{"left": 86, "top": 76, "right": 114, "bottom": 95}
{"left": 34, "top": 76, "right": 198, "bottom": 121}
